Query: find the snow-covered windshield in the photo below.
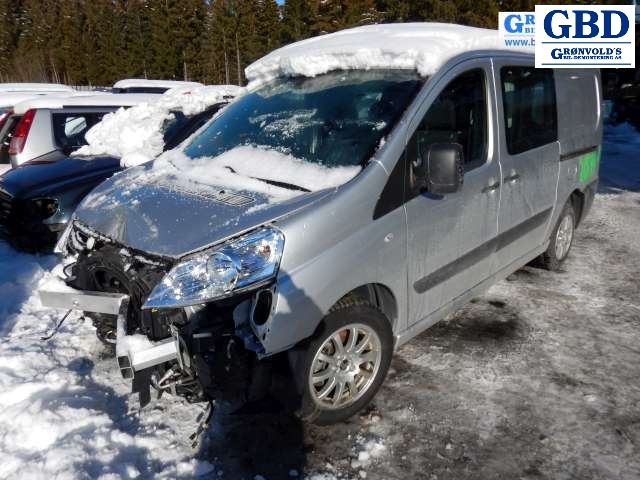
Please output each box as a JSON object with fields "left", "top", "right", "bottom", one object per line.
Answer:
{"left": 183, "top": 70, "right": 423, "bottom": 169}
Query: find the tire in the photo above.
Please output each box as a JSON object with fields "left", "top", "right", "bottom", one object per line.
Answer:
{"left": 540, "top": 200, "right": 576, "bottom": 271}
{"left": 293, "top": 299, "right": 393, "bottom": 425}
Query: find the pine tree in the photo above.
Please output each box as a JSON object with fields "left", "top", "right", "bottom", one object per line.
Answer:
{"left": 281, "top": 0, "right": 314, "bottom": 42}
{"left": 3, "top": 0, "right": 616, "bottom": 85}
{"left": 315, "top": 0, "right": 379, "bottom": 32}
{"left": 254, "top": 0, "right": 281, "bottom": 59}
{"left": 14, "top": 0, "right": 61, "bottom": 81}
{"left": 122, "top": 0, "right": 152, "bottom": 80}
{"left": 54, "top": 0, "right": 86, "bottom": 84}
{"left": 0, "top": 0, "right": 18, "bottom": 80}
{"left": 203, "top": 0, "right": 237, "bottom": 84}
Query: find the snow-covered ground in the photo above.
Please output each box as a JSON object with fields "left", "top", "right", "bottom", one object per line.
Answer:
{"left": 0, "top": 123, "right": 639, "bottom": 479}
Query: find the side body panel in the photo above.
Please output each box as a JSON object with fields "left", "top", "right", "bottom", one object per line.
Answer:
{"left": 553, "top": 69, "right": 602, "bottom": 229}
{"left": 404, "top": 58, "right": 501, "bottom": 326}
{"left": 492, "top": 59, "right": 560, "bottom": 272}
{"left": 264, "top": 51, "right": 537, "bottom": 355}
{"left": 270, "top": 162, "right": 409, "bottom": 354}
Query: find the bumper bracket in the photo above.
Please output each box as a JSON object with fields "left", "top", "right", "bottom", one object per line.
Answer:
{"left": 39, "top": 282, "right": 178, "bottom": 379}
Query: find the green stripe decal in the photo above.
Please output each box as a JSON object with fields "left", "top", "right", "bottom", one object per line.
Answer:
{"left": 578, "top": 146, "right": 600, "bottom": 183}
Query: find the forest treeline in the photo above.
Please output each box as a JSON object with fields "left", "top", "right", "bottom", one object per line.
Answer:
{"left": 0, "top": 0, "right": 621, "bottom": 86}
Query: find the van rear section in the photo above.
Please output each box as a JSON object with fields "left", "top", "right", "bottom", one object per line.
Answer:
{"left": 554, "top": 68, "right": 602, "bottom": 230}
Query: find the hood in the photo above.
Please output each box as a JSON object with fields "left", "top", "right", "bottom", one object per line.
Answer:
{"left": 75, "top": 163, "right": 333, "bottom": 258}
{"left": 0, "top": 156, "right": 121, "bottom": 198}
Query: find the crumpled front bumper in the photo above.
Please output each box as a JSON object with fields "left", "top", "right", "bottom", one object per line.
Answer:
{"left": 39, "top": 281, "right": 178, "bottom": 378}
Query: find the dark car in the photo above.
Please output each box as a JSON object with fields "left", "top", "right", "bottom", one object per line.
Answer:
{"left": 0, "top": 103, "right": 226, "bottom": 251}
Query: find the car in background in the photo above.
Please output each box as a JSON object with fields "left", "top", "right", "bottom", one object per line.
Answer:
{"left": 0, "top": 83, "right": 74, "bottom": 94}
{"left": 0, "top": 101, "right": 231, "bottom": 251}
{"left": 0, "top": 93, "right": 159, "bottom": 169}
{"left": 112, "top": 79, "right": 202, "bottom": 94}
{"left": 0, "top": 90, "right": 80, "bottom": 175}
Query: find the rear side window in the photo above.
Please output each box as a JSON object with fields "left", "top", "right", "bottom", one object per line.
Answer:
{"left": 52, "top": 112, "right": 108, "bottom": 150}
{"left": 501, "top": 67, "right": 557, "bottom": 155}
{"left": 113, "top": 87, "right": 168, "bottom": 94}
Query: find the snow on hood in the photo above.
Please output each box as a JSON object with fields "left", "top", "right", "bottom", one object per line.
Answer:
{"left": 152, "top": 146, "right": 361, "bottom": 200}
{"left": 74, "top": 85, "right": 244, "bottom": 167}
{"left": 76, "top": 161, "right": 335, "bottom": 257}
{"left": 245, "top": 23, "right": 532, "bottom": 88}
{"left": 75, "top": 145, "right": 359, "bottom": 256}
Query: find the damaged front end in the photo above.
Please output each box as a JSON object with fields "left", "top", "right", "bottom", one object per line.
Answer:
{"left": 40, "top": 220, "right": 285, "bottom": 411}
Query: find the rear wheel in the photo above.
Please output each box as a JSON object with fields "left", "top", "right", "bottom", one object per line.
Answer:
{"left": 540, "top": 201, "right": 576, "bottom": 271}
{"left": 294, "top": 300, "right": 393, "bottom": 425}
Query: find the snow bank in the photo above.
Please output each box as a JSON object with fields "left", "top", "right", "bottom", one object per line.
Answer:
{"left": 75, "top": 85, "right": 244, "bottom": 167}
{"left": 0, "top": 240, "right": 224, "bottom": 479}
{"left": 246, "top": 23, "right": 532, "bottom": 87}
{"left": 152, "top": 145, "right": 360, "bottom": 199}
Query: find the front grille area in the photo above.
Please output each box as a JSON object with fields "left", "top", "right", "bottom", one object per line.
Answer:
{"left": 0, "top": 190, "right": 58, "bottom": 251}
{"left": 0, "top": 190, "right": 13, "bottom": 224}
{"left": 65, "top": 221, "right": 182, "bottom": 340}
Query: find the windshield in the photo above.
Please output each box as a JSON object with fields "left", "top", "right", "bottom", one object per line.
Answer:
{"left": 183, "top": 70, "right": 423, "bottom": 169}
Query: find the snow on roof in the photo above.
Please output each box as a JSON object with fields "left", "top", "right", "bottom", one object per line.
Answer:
{"left": 245, "top": 22, "right": 533, "bottom": 87}
{"left": 11, "top": 93, "right": 160, "bottom": 114}
{"left": 113, "top": 79, "right": 203, "bottom": 90}
{"left": 0, "top": 83, "right": 75, "bottom": 93}
{"left": 74, "top": 85, "right": 244, "bottom": 167}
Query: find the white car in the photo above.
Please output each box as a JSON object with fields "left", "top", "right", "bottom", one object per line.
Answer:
{"left": 0, "top": 83, "right": 74, "bottom": 94}
{"left": 0, "top": 90, "right": 79, "bottom": 175}
{"left": 0, "top": 93, "right": 160, "bottom": 169}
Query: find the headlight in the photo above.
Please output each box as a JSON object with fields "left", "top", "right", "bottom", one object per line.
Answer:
{"left": 143, "top": 226, "right": 284, "bottom": 309}
{"left": 28, "top": 197, "right": 59, "bottom": 220}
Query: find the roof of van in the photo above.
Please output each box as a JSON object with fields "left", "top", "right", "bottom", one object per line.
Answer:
{"left": 246, "top": 22, "right": 534, "bottom": 87}
{"left": 11, "top": 93, "right": 161, "bottom": 114}
{"left": 0, "top": 83, "right": 75, "bottom": 93}
{"left": 113, "top": 79, "right": 203, "bottom": 89}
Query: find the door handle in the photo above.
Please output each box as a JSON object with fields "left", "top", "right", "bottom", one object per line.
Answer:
{"left": 504, "top": 173, "right": 520, "bottom": 183}
{"left": 482, "top": 182, "right": 501, "bottom": 193}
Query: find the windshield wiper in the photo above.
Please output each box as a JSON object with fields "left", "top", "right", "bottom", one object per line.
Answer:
{"left": 224, "top": 166, "right": 310, "bottom": 192}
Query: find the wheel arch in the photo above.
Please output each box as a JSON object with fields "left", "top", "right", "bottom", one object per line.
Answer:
{"left": 325, "top": 283, "right": 399, "bottom": 332}
{"left": 569, "top": 188, "right": 585, "bottom": 227}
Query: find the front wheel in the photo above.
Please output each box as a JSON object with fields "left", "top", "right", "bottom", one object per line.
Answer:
{"left": 294, "top": 300, "right": 393, "bottom": 425}
{"left": 540, "top": 201, "right": 576, "bottom": 271}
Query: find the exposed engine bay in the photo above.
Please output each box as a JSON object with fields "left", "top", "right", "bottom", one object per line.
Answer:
{"left": 57, "top": 221, "right": 287, "bottom": 414}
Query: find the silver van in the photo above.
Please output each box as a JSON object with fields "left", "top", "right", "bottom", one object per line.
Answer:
{"left": 40, "top": 25, "right": 602, "bottom": 426}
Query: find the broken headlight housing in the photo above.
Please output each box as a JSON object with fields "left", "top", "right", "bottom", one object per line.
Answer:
{"left": 143, "top": 226, "right": 284, "bottom": 309}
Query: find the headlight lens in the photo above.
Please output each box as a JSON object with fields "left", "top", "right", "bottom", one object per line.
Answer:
{"left": 28, "top": 197, "right": 59, "bottom": 220}
{"left": 143, "top": 226, "right": 284, "bottom": 309}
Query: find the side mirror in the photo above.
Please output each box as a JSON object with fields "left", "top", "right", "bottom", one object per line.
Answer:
{"left": 424, "top": 143, "right": 464, "bottom": 195}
